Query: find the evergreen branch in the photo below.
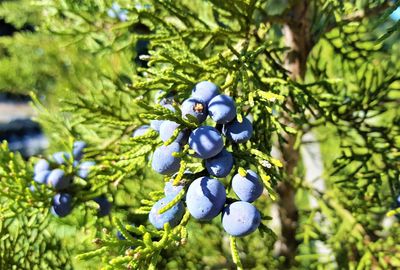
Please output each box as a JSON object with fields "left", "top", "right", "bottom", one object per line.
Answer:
{"left": 172, "top": 160, "right": 187, "bottom": 185}
{"left": 158, "top": 188, "right": 186, "bottom": 215}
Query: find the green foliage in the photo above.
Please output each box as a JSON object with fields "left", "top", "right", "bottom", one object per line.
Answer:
{"left": 0, "top": 0, "right": 399, "bottom": 269}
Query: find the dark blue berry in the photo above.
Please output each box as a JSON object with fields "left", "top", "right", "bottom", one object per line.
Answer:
{"left": 93, "top": 196, "right": 112, "bottom": 217}
{"left": 150, "top": 103, "right": 175, "bottom": 132}
{"left": 205, "top": 148, "right": 234, "bottom": 178}
{"left": 53, "top": 151, "right": 71, "bottom": 165}
{"left": 164, "top": 180, "right": 184, "bottom": 197}
{"left": 29, "top": 185, "right": 37, "bottom": 192}
{"left": 73, "top": 141, "right": 87, "bottom": 161}
{"left": 51, "top": 193, "right": 73, "bottom": 217}
{"left": 117, "top": 230, "right": 126, "bottom": 240}
{"left": 159, "top": 121, "right": 189, "bottom": 145}
{"left": 154, "top": 90, "right": 175, "bottom": 106}
{"left": 181, "top": 98, "right": 208, "bottom": 124}
{"left": 232, "top": 170, "right": 263, "bottom": 202}
{"left": 186, "top": 177, "right": 226, "bottom": 221}
{"left": 34, "top": 159, "right": 49, "bottom": 174}
{"left": 221, "top": 201, "right": 261, "bottom": 237}
{"left": 149, "top": 196, "right": 185, "bottom": 230}
{"left": 34, "top": 170, "right": 50, "bottom": 184}
{"left": 150, "top": 120, "right": 163, "bottom": 132}
{"left": 77, "top": 161, "right": 96, "bottom": 179}
{"left": 188, "top": 126, "right": 224, "bottom": 159}
{"left": 48, "top": 169, "right": 70, "bottom": 190}
{"left": 222, "top": 117, "right": 253, "bottom": 143}
{"left": 132, "top": 125, "right": 150, "bottom": 137}
{"left": 151, "top": 142, "right": 181, "bottom": 175}
{"left": 208, "top": 94, "right": 236, "bottom": 124}
{"left": 191, "top": 81, "right": 219, "bottom": 104}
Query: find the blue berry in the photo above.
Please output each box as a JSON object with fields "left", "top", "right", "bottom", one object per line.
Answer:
{"left": 77, "top": 161, "right": 96, "bottom": 179}
{"left": 221, "top": 201, "right": 261, "bottom": 237}
{"left": 29, "top": 185, "right": 37, "bottom": 192}
{"left": 132, "top": 125, "right": 150, "bottom": 137}
{"left": 53, "top": 192, "right": 72, "bottom": 205}
{"left": 208, "top": 94, "right": 236, "bottom": 124}
{"left": 150, "top": 103, "right": 175, "bottom": 132}
{"left": 188, "top": 126, "right": 224, "bottom": 159}
{"left": 34, "top": 159, "right": 50, "bottom": 174}
{"left": 191, "top": 81, "right": 220, "bottom": 104}
{"left": 48, "top": 169, "right": 70, "bottom": 190}
{"left": 222, "top": 117, "right": 253, "bottom": 143}
{"left": 164, "top": 180, "right": 184, "bottom": 197}
{"left": 186, "top": 177, "right": 226, "bottom": 221}
{"left": 117, "top": 10, "right": 128, "bottom": 21}
{"left": 151, "top": 142, "right": 181, "bottom": 175}
{"left": 205, "top": 148, "right": 234, "bottom": 178}
{"left": 232, "top": 170, "right": 263, "bottom": 202}
{"left": 73, "top": 141, "right": 87, "bottom": 160}
{"left": 165, "top": 171, "right": 192, "bottom": 197}
{"left": 162, "top": 104, "right": 176, "bottom": 112}
{"left": 150, "top": 120, "right": 163, "bottom": 132}
{"left": 149, "top": 196, "right": 185, "bottom": 230}
{"left": 181, "top": 98, "right": 208, "bottom": 124}
{"left": 34, "top": 170, "right": 50, "bottom": 184}
{"left": 93, "top": 196, "right": 112, "bottom": 217}
{"left": 53, "top": 151, "right": 70, "bottom": 165}
{"left": 154, "top": 90, "right": 175, "bottom": 105}
{"left": 51, "top": 193, "right": 73, "bottom": 217}
{"left": 159, "top": 121, "right": 189, "bottom": 145}
{"left": 117, "top": 230, "right": 126, "bottom": 240}
{"left": 107, "top": 3, "right": 120, "bottom": 19}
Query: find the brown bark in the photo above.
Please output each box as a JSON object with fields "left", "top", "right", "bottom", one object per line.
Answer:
{"left": 277, "top": 1, "right": 313, "bottom": 268}
{"left": 282, "top": 1, "right": 313, "bottom": 80}
{"left": 277, "top": 142, "right": 300, "bottom": 268}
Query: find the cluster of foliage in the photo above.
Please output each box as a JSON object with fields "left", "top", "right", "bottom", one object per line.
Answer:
{"left": 0, "top": 0, "right": 399, "bottom": 269}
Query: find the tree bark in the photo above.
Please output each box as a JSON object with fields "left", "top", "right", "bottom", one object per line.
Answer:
{"left": 277, "top": 1, "right": 312, "bottom": 268}
{"left": 282, "top": 2, "right": 312, "bottom": 80}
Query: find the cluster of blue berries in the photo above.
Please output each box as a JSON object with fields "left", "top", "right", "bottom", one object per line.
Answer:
{"left": 148, "top": 171, "right": 263, "bottom": 237}
{"left": 134, "top": 81, "right": 263, "bottom": 237}
{"left": 31, "top": 141, "right": 111, "bottom": 218}
{"left": 149, "top": 81, "right": 253, "bottom": 176}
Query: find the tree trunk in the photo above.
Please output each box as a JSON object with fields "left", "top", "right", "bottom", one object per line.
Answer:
{"left": 277, "top": 1, "right": 312, "bottom": 268}
{"left": 282, "top": 2, "right": 312, "bottom": 81}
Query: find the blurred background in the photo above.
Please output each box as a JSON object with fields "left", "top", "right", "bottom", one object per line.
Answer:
{"left": 0, "top": 19, "right": 47, "bottom": 157}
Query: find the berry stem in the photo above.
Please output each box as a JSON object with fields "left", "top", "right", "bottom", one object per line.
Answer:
{"left": 229, "top": 236, "right": 243, "bottom": 270}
